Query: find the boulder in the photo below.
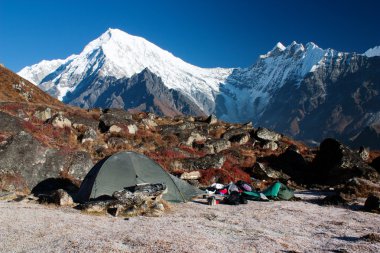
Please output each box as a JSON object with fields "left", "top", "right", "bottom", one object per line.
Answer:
{"left": 204, "top": 139, "right": 231, "bottom": 154}
{"left": 52, "top": 189, "right": 74, "bottom": 206}
{"left": 251, "top": 162, "right": 290, "bottom": 181}
{"left": 107, "top": 137, "right": 128, "bottom": 148}
{"left": 50, "top": 113, "right": 72, "bottom": 128}
{"left": 0, "top": 111, "right": 23, "bottom": 133}
{"left": 364, "top": 193, "right": 380, "bottom": 212}
{"left": 172, "top": 154, "right": 225, "bottom": 171}
{"left": 313, "top": 138, "right": 379, "bottom": 185}
{"left": 371, "top": 156, "right": 380, "bottom": 173}
{"left": 358, "top": 146, "right": 370, "bottom": 161}
{"left": 263, "top": 141, "right": 278, "bottom": 151}
{"left": 81, "top": 127, "right": 97, "bottom": 143}
{"left": 222, "top": 128, "right": 251, "bottom": 144}
{"left": 255, "top": 127, "right": 281, "bottom": 142}
{"left": 180, "top": 171, "right": 201, "bottom": 180}
{"left": 185, "top": 131, "right": 207, "bottom": 146}
{"left": 141, "top": 118, "right": 157, "bottom": 129}
{"left": 98, "top": 109, "right": 134, "bottom": 132}
{"left": 33, "top": 107, "right": 52, "bottom": 121}
{"left": 341, "top": 177, "right": 380, "bottom": 198}
{"left": 127, "top": 124, "right": 138, "bottom": 134}
{"left": 0, "top": 132, "right": 93, "bottom": 191}
{"left": 205, "top": 114, "right": 218, "bottom": 125}
{"left": 109, "top": 125, "right": 122, "bottom": 134}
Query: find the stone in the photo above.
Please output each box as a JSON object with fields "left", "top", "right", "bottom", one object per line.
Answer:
{"left": 313, "top": 138, "right": 379, "bottom": 185}
{"left": 50, "top": 113, "right": 72, "bottom": 128}
{"left": 173, "top": 154, "right": 225, "bottom": 171}
{"left": 364, "top": 193, "right": 380, "bottom": 212}
{"left": 81, "top": 127, "right": 97, "bottom": 143}
{"left": 109, "top": 125, "right": 122, "bottom": 134}
{"left": 98, "top": 109, "right": 134, "bottom": 132}
{"left": 255, "top": 127, "right": 281, "bottom": 142}
{"left": 263, "top": 141, "right": 278, "bottom": 151}
{"left": 222, "top": 128, "right": 251, "bottom": 144}
{"left": 180, "top": 171, "right": 201, "bottom": 180}
{"left": 141, "top": 118, "right": 157, "bottom": 129}
{"left": 341, "top": 177, "right": 380, "bottom": 198}
{"left": 358, "top": 146, "right": 370, "bottom": 161}
{"left": 107, "top": 137, "right": 128, "bottom": 148}
{"left": 185, "top": 131, "right": 207, "bottom": 146}
{"left": 251, "top": 162, "right": 290, "bottom": 181}
{"left": 204, "top": 139, "right": 231, "bottom": 154}
{"left": 205, "top": 114, "right": 218, "bottom": 125}
{"left": 53, "top": 189, "right": 74, "bottom": 206}
{"left": 127, "top": 124, "right": 138, "bottom": 134}
{"left": 0, "top": 111, "right": 23, "bottom": 133}
{"left": 33, "top": 107, "right": 52, "bottom": 121}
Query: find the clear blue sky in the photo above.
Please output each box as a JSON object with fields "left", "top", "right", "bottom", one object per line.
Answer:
{"left": 1, "top": 0, "right": 379, "bottom": 72}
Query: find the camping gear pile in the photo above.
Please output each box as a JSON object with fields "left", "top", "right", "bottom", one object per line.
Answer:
{"left": 205, "top": 180, "right": 295, "bottom": 205}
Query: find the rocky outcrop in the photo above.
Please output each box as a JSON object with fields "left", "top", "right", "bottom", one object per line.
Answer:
{"left": 0, "top": 131, "right": 93, "bottom": 192}
{"left": 171, "top": 154, "right": 225, "bottom": 171}
{"left": 50, "top": 113, "right": 72, "bottom": 128}
{"left": 0, "top": 111, "right": 23, "bottom": 133}
{"left": 255, "top": 127, "right": 281, "bottom": 142}
{"left": 313, "top": 138, "right": 379, "bottom": 185}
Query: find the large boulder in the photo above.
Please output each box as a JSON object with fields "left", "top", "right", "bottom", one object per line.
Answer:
{"left": 222, "top": 128, "right": 251, "bottom": 144}
{"left": 255, "top": 127, "right": 281, "bottom": 142}
{"left": 50, "top": 113, "right": 72, "bottom": 128}
{"left": 171, "top": 154, "right": 225, "bottom": 171}
{"left": 313, "top": 138, "right": 379, "bottom": 185}
{"left": 0, "top": 111, "right": 23, "bottom": 133}
{"left": 33, "top": 107, "right": 52, "bottom": 121}
{"left": 81, "top": 127, "right": 97, "bottom": 143}
{"left": 204, "top": 139, "right": 231, "bottom": 154}
{"left": 98, "top": 109, "right": 134, "bottom": 132}
{"left": 0, "top": 131, "right": 93, "bottom": 192}
{"left": 250, "top": 162, "right": 290, "bottom": 181}
{"left": 364, "top": 193, "right": 380, "bottom": 213}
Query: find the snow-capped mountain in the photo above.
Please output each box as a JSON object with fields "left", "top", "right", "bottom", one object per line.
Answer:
{"left": 18, "top": 28, "right": 380, "bottom": 148}
{"left": 364, "top": 46, "right": 380, "bottom": 57}
{"left": 18, "top": 28, "right": 232, "bottom": 113}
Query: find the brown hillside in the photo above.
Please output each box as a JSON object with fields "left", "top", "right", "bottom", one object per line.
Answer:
{"left": 0, "top": 65, "right": 63, "bottom": 107}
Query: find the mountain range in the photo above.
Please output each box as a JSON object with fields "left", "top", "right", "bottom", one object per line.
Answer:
{"left": 18, "top": 28, "right": 380, "bottom": 148}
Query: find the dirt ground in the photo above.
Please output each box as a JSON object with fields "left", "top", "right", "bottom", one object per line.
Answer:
{"left": 0, "top": 191, "right": 380, "bottom": 253}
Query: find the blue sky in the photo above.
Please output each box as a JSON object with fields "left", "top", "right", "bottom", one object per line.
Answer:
{"left": 1, "top": 0, "right": 379, "bottom": 71}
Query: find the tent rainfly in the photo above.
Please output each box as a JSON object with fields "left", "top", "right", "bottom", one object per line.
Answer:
{"left": 76, "top": 151, "right": 203, "bottom": 203}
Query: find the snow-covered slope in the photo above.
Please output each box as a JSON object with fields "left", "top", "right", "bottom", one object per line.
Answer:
{"left": 216, "top": 41, "right": 326, "bottom": 122}
{"left": 18, "top": 28, "right": 233, "bottom": 112}
{"left": 364, "top": 46, "right": 380, "bottom": 57}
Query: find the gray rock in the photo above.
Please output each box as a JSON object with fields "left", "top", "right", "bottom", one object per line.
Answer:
{"left": 364, "top": 193, "right": 380, "bottom": 212}
{"left": 255, "top": 127, "right": 281, "bottom": 142}
{"left": 0, "top": 111, "right": 23, "bottom": 133}
{"left": 180, "top": 171, "right": 201, "bottom": 180}
{"left": 205, "top": 114, "right": 218, "bottom": 125}
{"left": 173, "top": 154, "right": 225, "bottom": 171}
{"left": 263, "top": 141, "right": 278, "bottom": 151}
{"left": 33, "top": 107, "right": 52, "bottom": 121}
{"left": 359, "top": 146, "right": 370, "bottom": 161}
{"left": 141, "top": 118, "right": 157, "bottom": 129}
{"left": 81, "top": 127, "right": 97, "bottom": 143}
{"left": 107, "top": 137, "right": 128, "bottom": 148}
{"left": 204, "top": 139, "right": 231, "bottom": 154}
{"left": 251, "top": 162, "right": 290, "bottom": 181}
{"left": 185, "top": 131, "right": 207, "bottom": 146}
{"left": 50, "top": 113, "right": 72, "bottom": 128}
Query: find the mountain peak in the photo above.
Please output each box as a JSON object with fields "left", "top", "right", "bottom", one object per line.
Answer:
{"left": 364, "top": 45, "right": 380, "bottom": 57}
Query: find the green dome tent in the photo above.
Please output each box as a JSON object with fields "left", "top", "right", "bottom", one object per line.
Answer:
{"left": 76, "top": 151, "right": 203, "bottom": 203}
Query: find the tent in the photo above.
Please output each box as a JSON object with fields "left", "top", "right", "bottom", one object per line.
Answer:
{"left": 242, "top": 182, "right": 294, "bottom": 201}
{"left": 76, "top": 151, "right": 203, "bottom": 203}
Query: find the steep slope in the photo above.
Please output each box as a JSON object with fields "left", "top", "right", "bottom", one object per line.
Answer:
{"left": 0, "top": 65, "right": 63, "bottom": 107}
{"left": 65, "top": 68, "right": 205, "bottom": 116}
{"left": 18, "top": 28, "right": 232, "bottom": 114}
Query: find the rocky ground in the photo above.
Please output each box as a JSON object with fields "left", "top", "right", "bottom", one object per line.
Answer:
{"left": 1, "top": 191, "right": 379, "bottom": 253}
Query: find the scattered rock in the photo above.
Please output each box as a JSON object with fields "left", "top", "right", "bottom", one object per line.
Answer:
{"left": 180, "top": 171, "right": 201, "bottom": 180}
{"left": 360, "top": 233, "right": 380, "bottom": 243}
{"left": 141, "top": 118, "right": 157, "bottom": 129}
{"left": 109, "top": 125, "right": 122, "bottom": 134}
{"left": 320, "top": 193, "right": 347, "bottom": 206}
{"left": 81, "top": 127, "right": 97, "bottom": 143}
{"left": 173, "top": 154, "right": 225, "bottom": 171}
{"left": 263, "top": 141, "right": 278, "bottom": 151}
{"left": 50, "top": 113, "right": 72, "bottom": 128}
{"left": 33, "top": 107, "right": 52, "bottom": 121}
{"left": 255, "top": 127, "right": 281, "bottom": 142}
{"left": 364, "top": 193, "right": 380, "bottom": 212}
{"left": 358, "top": 146, "right": 369, "bottom": 161}
{"left": 251, "top": 162, "right": 290, "bottom": 181}
{"left": 53, "top": 189, "right": 74, "bottom": 206}
{"left": 313, "top": 138, "right": 378, "bottom": 185}
{"left": 185, "top": 131, "right": 207, "bottom": 146}
{"left": 222, "top": 128, "right": 251, "bottom": 144}
{"left": 205, "top": 114, "right": 218, "bottom": 125}
{"left": 204, "top": 139, "right": 231, "bottom": 154}
{"left": 341, "top": 177, "right": 380, "bottom": 198}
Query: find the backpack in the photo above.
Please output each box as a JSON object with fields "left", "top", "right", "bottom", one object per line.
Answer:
{"left": 224, "top": 192, "right": 240, "bottom": 205}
